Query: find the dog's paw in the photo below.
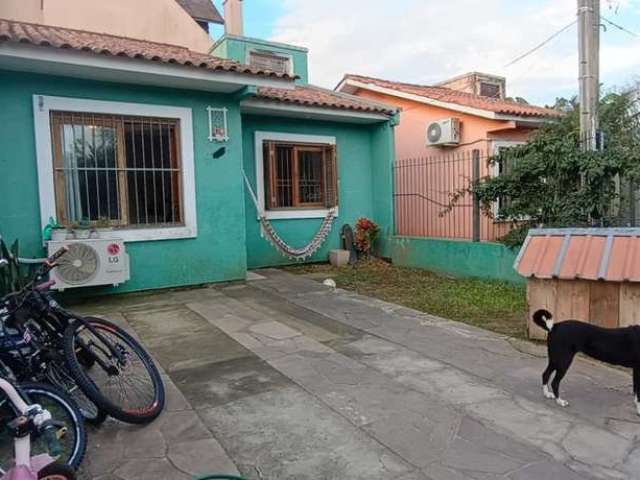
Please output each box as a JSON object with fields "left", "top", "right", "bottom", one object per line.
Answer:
{"left": 556, "top": 398, "right": 569, "bottom": 408}
{"left": 542, "top": 385, "right": 555, "bottom": 399}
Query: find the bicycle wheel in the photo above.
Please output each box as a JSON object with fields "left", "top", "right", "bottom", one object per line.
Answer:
{"left": 0, "top": 383, "right": 86, "bottom": 470}
{"left": 63, "top": 316, "right": 165, "bottom": 424}
{"left": 46, "top": 361, "right": 107, "bottom": 426}
{"left": 38, "top": 462, "right": 76, "bottom": 479}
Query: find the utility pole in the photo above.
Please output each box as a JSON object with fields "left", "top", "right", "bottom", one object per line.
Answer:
{"left": 578, "top": 0, "right": 600, "bottom": 151}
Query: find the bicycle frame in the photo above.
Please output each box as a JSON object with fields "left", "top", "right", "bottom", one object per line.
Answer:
{"left": 0, "top": 378, "right": 56, "bottom": 480}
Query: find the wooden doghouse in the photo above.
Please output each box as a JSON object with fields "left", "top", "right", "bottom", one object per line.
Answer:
{"left": 514, "top": 228, "right": 640, "bottom": 340}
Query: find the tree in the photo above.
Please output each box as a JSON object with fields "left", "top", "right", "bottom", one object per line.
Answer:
{"left": 467, "top": 89, "right": 640, "bottom": 247}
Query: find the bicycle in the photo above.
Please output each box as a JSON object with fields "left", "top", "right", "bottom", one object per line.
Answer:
{"left": 0, "top": 376, "right": 76, "bottom": 479}
{"left": 0, "top": 383, "right": 86, "bottom": 471}
{"left": 0, "top": 284, "right": 104, "bottom": 425}
{"left": 1, "top": 248, "right": 165, "bottom": 425}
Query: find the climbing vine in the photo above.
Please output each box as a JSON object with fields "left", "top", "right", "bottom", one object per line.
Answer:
{"left": 466, "top": 91, "right": 640, "bottom": 247}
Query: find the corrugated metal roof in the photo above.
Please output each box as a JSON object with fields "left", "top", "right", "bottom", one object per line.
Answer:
{"left": 514, "top": 228, "right": 640, "bottom": 282}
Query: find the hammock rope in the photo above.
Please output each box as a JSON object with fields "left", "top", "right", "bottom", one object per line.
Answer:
{"left": 242, "top": 169, "right": 336, "bottom": 261}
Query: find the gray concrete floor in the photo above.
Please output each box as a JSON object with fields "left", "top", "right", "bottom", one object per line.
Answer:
{"left": 74, "top": 269, "right": 640, "bottom": 480}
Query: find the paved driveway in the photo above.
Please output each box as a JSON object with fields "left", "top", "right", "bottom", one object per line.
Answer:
{"left": 75, "top": 269, "right": 640, "bottom": 480}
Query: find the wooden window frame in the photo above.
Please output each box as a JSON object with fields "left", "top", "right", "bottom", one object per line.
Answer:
{"left": 50, "top": 112, "right": 183, "bottom": 229}
{"left": 254, "top": 132, "right": 339, "bottom": 220}
{"left": 33, "top": 95, "right": 197, "bottom": 243}
{"left": 265, "top": 142, "right": 329, "bottom": 210}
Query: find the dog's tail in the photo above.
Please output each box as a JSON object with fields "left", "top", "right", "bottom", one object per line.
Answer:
{"left": 533, "top": 309, "right": 554, "bottom": 332}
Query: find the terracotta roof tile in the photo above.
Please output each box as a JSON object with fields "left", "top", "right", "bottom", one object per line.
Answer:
{"left": 0, "top": 18, "right": 295, "bottom": 80}
{"left": 256, "top": 85, "right": 397, "bottom": 116}
{"left": 343, "top": 74, "right": 560, "bottom": 119}
{"left": 175, "top": 0, "right": 224, "bottom": 24}
{"left": 515, "top": 228, "right": 640, "bottom": 282}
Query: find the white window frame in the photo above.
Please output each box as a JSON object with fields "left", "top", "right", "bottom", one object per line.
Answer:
{"left": 491, "top": 140, "right": 525, "bottom": 219}
{"left": 254, "top": 131, "right": 339, "bottom": 220}
{"left": 33, "top": 95, "right": 197, "bottom": 242}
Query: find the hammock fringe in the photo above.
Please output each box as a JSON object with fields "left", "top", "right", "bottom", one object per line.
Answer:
{"left": 242, "top": 169, "right": 336, "bottom": 261}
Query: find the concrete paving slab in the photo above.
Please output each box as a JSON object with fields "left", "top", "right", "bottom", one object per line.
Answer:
{"left": 508, "top": 461, "right": 594, "bottom": 480}
{"left": 170, "top": 356, "right": 292, "bottom": 409}
{"left": 249, "top": 321, "right": 302, "bottom": 340}
{"left": 198, "top": 387, "right": 413, "bottom": 480}
{"left": 215, "top": 284, "right": 359, "bottom": 343}
{"left": 77, "top": 269, "right": 640, "bottom": 479}
{"left": 124, "top": 305, "right": 213, "bottom": 341}
{"left": 168, "top": 438, "right": 240, "bottom": 477}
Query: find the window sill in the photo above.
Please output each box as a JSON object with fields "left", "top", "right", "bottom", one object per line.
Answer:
{"left": 50, "top": 225, "right": 197, "bottom": 243}
{"left": 264, "top": 208, "right": 339, "bottom": 220}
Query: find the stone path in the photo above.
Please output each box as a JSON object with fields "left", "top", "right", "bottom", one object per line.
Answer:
{"left": 75, "top": 269, "right": 640, "bottom": 479}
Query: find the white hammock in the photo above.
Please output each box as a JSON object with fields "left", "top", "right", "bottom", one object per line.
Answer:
{"left": 242, "top": 169, "right": 336, "bottom": 261}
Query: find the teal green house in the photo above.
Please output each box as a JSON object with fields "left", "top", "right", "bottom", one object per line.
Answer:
{"left": 0, "top": 19, "right": 398, "bottom": 293}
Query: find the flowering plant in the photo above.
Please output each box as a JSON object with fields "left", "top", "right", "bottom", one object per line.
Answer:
{"left": 354, "top": 217, "right": 380, "bottom": 256}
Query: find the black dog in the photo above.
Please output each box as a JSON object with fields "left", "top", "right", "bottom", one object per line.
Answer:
{"left": 533, "top": 309, "right": 640, "bottom": 413}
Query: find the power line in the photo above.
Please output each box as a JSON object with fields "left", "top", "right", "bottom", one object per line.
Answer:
{"left": 504, "top": 20, "right": 577, "bottom": 68}
{"left": 602, "top": 16, "right": 639, "bottom": 37}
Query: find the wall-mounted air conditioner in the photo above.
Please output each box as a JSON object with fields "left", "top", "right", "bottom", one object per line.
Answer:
{"left": 47, "top": 238, "right": 130, "bottom": 290}
{"left": 426, "top": 118, "right": 461, "bottom": 146}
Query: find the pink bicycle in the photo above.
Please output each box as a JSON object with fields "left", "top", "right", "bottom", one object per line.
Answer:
{"left": 0, "top": 377, "right": 74, "bottom": 480}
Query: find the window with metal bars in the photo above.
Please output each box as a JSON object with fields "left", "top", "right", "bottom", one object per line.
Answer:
{"left": 263, "top": 142, "right": 338, "bottom": 210}
{"left": 50, "top": 111, "right": 183, "bottom": 228}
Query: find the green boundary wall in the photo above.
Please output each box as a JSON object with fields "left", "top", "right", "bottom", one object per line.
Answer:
{"left": 391, "top": 236, "right": 524, "bottom": 285}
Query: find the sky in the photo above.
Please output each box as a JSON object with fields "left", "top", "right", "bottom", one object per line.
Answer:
{"left": 212, "top": 0, "right": 640, "bottom": 107}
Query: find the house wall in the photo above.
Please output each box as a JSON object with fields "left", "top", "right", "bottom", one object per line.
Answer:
{"left": 241, "top": 115, "right": 394, "bottom": 268}
{"left": 0, "top": 70, "right": 248, "bottom": 293}
{"left": 213, "top": 35, "right": 309, "bottom": 85}
{"left": 356, "top": 89, "right": 529, "bottom": 242}
{"left": 391, "top": 237, "right": 524, "bottom": 285}
{"left": 353, "top": 89, "right": 532, "bottom": 159}
{"left": 0, "top": 0, "right": 213, "bottom": 52}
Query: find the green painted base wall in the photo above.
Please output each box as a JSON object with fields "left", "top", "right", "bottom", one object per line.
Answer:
{"left": 242, "top": 115, "right": 394, "bottom": 269}
{"left": 0, "top": 71, "right": 248, "bottom": 294}
{"left": 391, "top": 236, "right": 524, "bottom": 284}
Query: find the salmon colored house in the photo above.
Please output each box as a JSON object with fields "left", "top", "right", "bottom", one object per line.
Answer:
{"left": 336, "top": 73, "right": 560, "bottom": 241}
{"left": 336, "top": 73, "right": 558, "bottom": 158}
{"left": 0, "top": 0, "right": 222, "bottom": 52}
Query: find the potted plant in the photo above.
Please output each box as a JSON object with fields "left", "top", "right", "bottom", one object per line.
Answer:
{"left": 354, "top": 217, "right": 380, "bottom": 258}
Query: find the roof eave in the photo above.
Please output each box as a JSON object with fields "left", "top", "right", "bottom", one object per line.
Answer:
{"left": 241, "top": 98, "right": 393, "bottom": 124}
{"left": 339, "top": 78, "right": 557, "bottom": 123}
{"left": 193, "top": 16, "right": 225, "bottom": 25}
{"left": 0, "top": 43, "right": 294, "bottom": 93}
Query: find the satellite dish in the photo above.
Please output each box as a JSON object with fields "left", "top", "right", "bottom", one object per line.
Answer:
{"left": 56, "top": 243, "right": 99, "bottom": 285}
{"left": 427, "top": 122, "right": 442, "bottom": 143}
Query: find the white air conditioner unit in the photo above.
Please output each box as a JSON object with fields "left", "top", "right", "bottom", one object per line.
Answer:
{"left": 47, "top": 238, "right": 130, "bottom": 290}
{"left": 426, "top": 118, "right": 461, "bottom": 146}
